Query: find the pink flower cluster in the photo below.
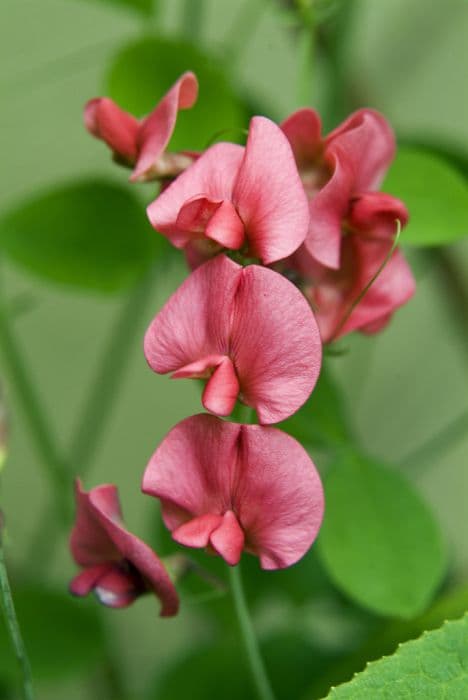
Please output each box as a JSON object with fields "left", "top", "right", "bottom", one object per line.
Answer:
{"left": 70, "top": 74, "right": 415, "bottom": 616}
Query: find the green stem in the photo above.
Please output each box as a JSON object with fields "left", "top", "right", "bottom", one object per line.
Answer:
{"left": 181, "top": 0, "right": 204, "bottom": 40}
{"left": 235, "top": 403, "right": 256, "bottom": 424}
{"left": 0, "top": 296, "right": 70, "bottom": 523}
{"left": 228, "top": 564, "right": 275, "bottom": 700}
{"left": 26, "top": 265, "right": 159, "bottom": 569}
{"left": 0, "top": 513, "right": 35, "bottom": 700}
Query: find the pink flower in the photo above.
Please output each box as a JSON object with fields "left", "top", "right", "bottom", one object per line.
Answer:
{"left": 84, "top": 72, "right": 198, "bottom": 182}
{"left": 147, "top": 116, "right": 310, "bottom": 265}
{"left": 144, "top": 254, "right": 322, "bottom": 424}
{"left": 286, "top": 193, "right": 415, "bottom": 342}
{"left": 281, "top": 108, "right": 395, "bottom": 268}
{"left": 143, "top": 414, "right": 324, "bottom": 569}
{"left": 69, "top": 480, "right": 179, "bottom": 616}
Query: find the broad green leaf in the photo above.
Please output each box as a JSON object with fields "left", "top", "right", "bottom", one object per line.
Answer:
{"left": 107, "top": 36, "right": 248, "bottom": 151}
{"left": 0, "top": 586, "right": 105, "bottom": 682}
{"left": 279, "top": 365, "right": 351, "bottom": 450}
{"left": 0, "top": 180, "right": 165, "bottom": 294}
{"left": 383, "top": 147, "right": 468, "bottom": 246}
{"left": 318, "top": 452, "right": 447, "bottom": 618}
{"left": 324, "top": 614, "right": 468, "bottom": 699}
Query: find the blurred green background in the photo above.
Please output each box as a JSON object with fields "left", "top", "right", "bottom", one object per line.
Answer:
{"left": 0, "top": 0, "right": 467, "bottom": 698}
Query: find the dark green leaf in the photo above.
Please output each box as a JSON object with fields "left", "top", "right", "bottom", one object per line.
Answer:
{"left": 279, "top": 365, "right": 351, "bottom": 449}
{"left": 383, "top": 147, "right": 468, "bottom": 246}
{"left": 0, "top": 586, "right": 105, "bottom": 682}
{"left": 317, "top": 452, "right": 447, "bottom": 618}
{"left": 107, "top": 36, "right": 248, "bottom": 151}
{"left": 324, "top": 614, "right": 468, "bottom": 699}
{"left": 0, "top": 180, "right": 165, "bottom": 294}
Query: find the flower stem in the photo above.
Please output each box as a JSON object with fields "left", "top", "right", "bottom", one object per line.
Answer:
{"left": 228, "top": 564, "right": 275, "bottom": 700}
{"left": 0, "top": 512, "right": 35, "bottom": 700}
{"left": 0, "top": 291, "right": 70, "bottom": 524}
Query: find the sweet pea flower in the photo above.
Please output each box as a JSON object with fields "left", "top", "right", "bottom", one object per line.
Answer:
{"left": 146, "top": 116, "right": 310, "bottom": 265}
{"left": 286, "top": 192, "right": 415, "bottom": 342}
{"left": 69, "top": 480, "right": 179, "bottom": 616}
{"left": 84, "top": 72, "right": 198, "bottom": 182}
{"left": 144, "top": 254, "right": 322, "bottom": 424}
{"left": 143, "top": 414, "right": 324, "bottom": 570}
{"left": 281, "top": 108, "right": 395, "bottom": 268}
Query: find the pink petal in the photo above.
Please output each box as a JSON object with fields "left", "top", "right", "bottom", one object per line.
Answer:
{"left": 70, "top": 479, "right": 121, "bottom": 567}
{"left": 236, "top": 424, "right": 324, "bottom": 569}
{"left": 210, "top": 511, "right": 244, "bottom": 566}
{"left": 143, "top": 415, "right": 241, "bottom": 528}
{"left": 233, "top": 116, "right": 310, "bottom": 263}
{"left": 143, "top": 415, "right": 324, "bottom": 570}
{"left": 172, "top": 513, "right": 223, "bottom": 548}
{"left": 144, "top": 255, "right": 240, "bottom": 374}
{"left": 69, "top": 564, "right": 111, "bottom": 597}
{"left": 177, "top": 197, "right": 244, "bottom": 249}
{"left": 146, "top": 143, "right": 244, "bottom": 248}
{"left": 202, "top": 356, "right": 240, "bottom": 417}
{"left": 348, "top": 192, "right": 409, "bottom": 239}
{"left": 281, "top": 108, "right": 323, "bottom": 167}
{"left": 83, "top": 98, "right": 139, "bottom": 162}
{"left": 88, "top": 487, "right": 179, "bottom": 617}
{"left": 131, "top": 72, "right": 198, "bottom": 182}
{"left": 326, "top": 108, "right": 395, "bottom": 192}
{"left": 335, "top": 241, "right": 415, "bottom": 339}
{"left": 231, "top": 265, "right": 322, "bottom": 424}
{"left": 94, "top": 566, "right": 143, "bottom": 609}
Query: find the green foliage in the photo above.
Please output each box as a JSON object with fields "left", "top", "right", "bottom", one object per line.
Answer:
{"left": 317, "top": 452, "right": 447, "bottom": 618}
{"left": 0, "top": 586, "right": 105, "bottom": 682}
{"left": 324, "top": 614, "right": 468, "bottom": 699}
{"left": 106, "top": 36, "right": 248, "bottom": 151}
{"left": 279, "top": 366, "right": 351, "bottom": 450}
{"left": 0, "top": 180, "right": 166, "bottom": 294}
{"left": 383, "top": 146, "right": 468, "bottom": 246}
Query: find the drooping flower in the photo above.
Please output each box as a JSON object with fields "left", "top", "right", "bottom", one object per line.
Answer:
{"left": 147, "top": 116, "right": 310, "bottom": 265}
{"left": 144, "top": 254, "right": 322, "bottom": 424}
{"left": 281, "top": 108, "right": 395, "bottom": 268}
{"left": 84, "top": 72, "right": 198, "bottom": 182}
{"left": 69, "top": 480, "right": 179, "bottom": 616}
{"left": 284, "top": 192, "right": 415, "bottom": 342}
{"left": 143, "top": 414, "right": 324, "bottom": 570}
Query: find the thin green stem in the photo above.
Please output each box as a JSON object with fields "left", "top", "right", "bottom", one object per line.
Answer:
{"left": 229, "top": 564, "right": 275, "bottom": 700}
{"left": 0, "top": 513, "right": 35, "bottom": 700}
{"left": 0, "top": 296, "right": 70, "bottom": 523}
{"left": 181, "top": 0, "right": 205, "bottom": 40}
{"left": 26, "top": 265, "right": 160, "bottom": 569}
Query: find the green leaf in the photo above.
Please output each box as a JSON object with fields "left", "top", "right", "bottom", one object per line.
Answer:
{"left": 0, "top": 586, "right": 105, "bottom": 682}
{"left": 0, "top": 180, "right": 164, "bottom": 294}
{"left": 279, "top": 365, "right": 351, "bottom": 449}
{"left": 324, "top": 614, "right": 468, "bottom": 699}
{"left": 383, "top": 146, "right": 468, "bottom": 246}
{"left": 317, "top": 452, "right": 447, "bottom": 618}
{"left": 107, "top": 36, "right": 248, "bottom": 152}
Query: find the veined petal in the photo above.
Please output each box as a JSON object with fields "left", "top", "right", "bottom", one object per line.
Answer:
{"left": 209, "top": 511, "right": 244, "bottom": 566}
{"left": 143, "top": 414, "right": 241, "bottom": 530}
{"left": 131, "top": 72, "right": 198, "bottom": 181}
{"left": 89, "top": 486, "right": 179, "bottom": 616}
{"left": 172, "top": 513, "right": 223, "bottom": 548}
{"left": 147, "top": 143, "right": 244, "bottom": 247}
{"left": 83, "top": 98, "right": 139, "bottom": 162}
{"left": 233, "top": 116, "right": 310, "bottom": 263}
{"left": 144, "top": 255, "right": 241, "bottom": 374}
{"left": 281, "top": 108, "right": 323, "bottom": 167}
{"left": 236, "top": 425, "right": 324, "bottom": 570}
{"left": 231, "top": 265, "right": 322, "bottom": 424}
{"left": 326, "top": 108, "right": 395, "bottom": 191}
{"left": 349, "top": 192, "right": 409, "bottom": 239}
{"left": 70, "top": 479, "right": 121, "bottom": 567}
{"left": 202, "top": 357, "right": 240, "bottom": 417}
